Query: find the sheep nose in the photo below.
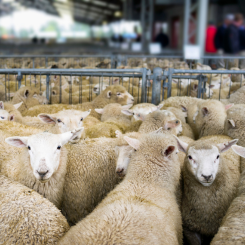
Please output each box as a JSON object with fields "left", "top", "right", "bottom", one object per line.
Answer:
{"left": 131, "top": 98, "right": 134, "bottom": 101}
{"left": 116, "top": 168, "right": 124, "bottom": 177}
{"left": 202, "top": 174, "right": 212, "bottom": 181}
{"left": 37, "top": 170, "right": 49, "bottom": 178}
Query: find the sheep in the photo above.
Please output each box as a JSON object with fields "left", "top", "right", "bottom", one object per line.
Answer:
{"left": 121, "top": 103, "right": 163, "bottom": 121}
{"left": 61, "top": 137, "right": 121, "bottom": 225}
{"left": 0, "top": 175, "right": 69, "bottom": 244}
{"left": 59, "top": 132, "right": 182, "bottom": 245}
{"left": 175, "top": 135, "right": 240, "bottom": 244}
{"left": 224, "top": 104, "right": 245, "bottom": 172}
{"left": 138, "top": 110, "right": 183, "bottom": 136}
{"left": 37, "top": 109, "right": 91, "bottom": 142}
{"left": 22, "top": 85, "right": 134, "bottom": 119}
{"left": 161, "top": 106, "right": 194, "bottom": 139}
{"left": 0, "top": 101, "right": 23, "bottom": 122}
{"left": 85, "top": 103, "right": 133, "bottom": 138}
{"left": 221, "top": 86, "right": 245, "bottom": 105}
{"left": 2, "top": 128, "right": 83, "bottom": 208}
{"left": 11, "top": 86, "right": 48, "bottom": 114}
{"left": 210, "top": 145, "right": 245, "bottom": 244}
{"left": 194, "top": 100, "right": 233, "bottom": 138}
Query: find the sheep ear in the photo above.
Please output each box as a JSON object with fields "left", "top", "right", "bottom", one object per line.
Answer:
{"left": 173, "top": 135, "right": 188, "bottom": 153}
{"left": 61, "top": 127, "right": 84, "bottom": 145}
{"left": 193, "top": 84, "right": 198, "bottom": 91}
{"left": 13, "top": 101, "right": 23, "bottom": 110}
{"left": 107, "top": 91, "right": 112, "bottom": 98}
{"left": 121, "top": 109, "right": 134, "bottom": 116}
{"left": 202, "top": 107, "right": 209, "bottom": 116}
{"left": 228, "top": 119, "right": 235, "bottom": 128}
{"left": 112, "top": 78, "right": 119, "bottom": 85}
{"left": 82, "top": 109, "right": 91, "bottom": 118}
{"left": 217, "top": 139, "right": 238, "bottom": 153}
{"left": 5, "top": 136, "right": 29, "bottom": 148}
{"left": 157, "top": 104, "right": 163, "bottom": 110}
{"left": 232, "top": 145, "right": 245, "bottom": 158}
{"left": 180, "top": 105, "right": 187, "bottom": 112}
{"left": 152, "top": 127, "right": 163, "bottom": 134}
{"left": 95, "top": 108, "right": 104, "bottom": 114}
{"left": 24, "top": 89, "right": 29, "bottom": 98}
{"left": 38, "top": 114, "right": 57, "bottom": 124}
{"left": 164, "top": 119, "right": 180, "bottom": 129}
{"left": 121, "top": 104, "right": 133, "bottom": 110}
{"left": 124, "top": 136, "right": 140, "bottom": 150}
{"left": 0, "top": 101, "right": 4, "bottom": 109}
{"left": 225, "top": 104, "right": 234, "bottom": 111}
{"left": 9, "top": 115, "right": 14, "bottom": 121}
{"left": 164, "top": 145, "right": 176, "bottom": 157}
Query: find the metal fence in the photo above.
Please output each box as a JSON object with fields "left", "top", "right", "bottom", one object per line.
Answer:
{"left": 149, "top": 68, "right": 245, "bottom": 105}
{"left": 0, "top": 66, "right": 245, "bottom": 107}
{"left": 0, "top": 68, "right": 150, "bottom": 105}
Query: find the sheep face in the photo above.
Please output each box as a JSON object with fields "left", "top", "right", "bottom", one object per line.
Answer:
{"left": 115, "top": 145, "right": 135, "bottom": 178}
{"left": 93, "top": 83, "right": 109, "bottom": 95}
{"left": 103, "top": 86, "right": 134, "bottom": 105}
{"left": 187, "top": 146, "right": 220, "bottom": 186}
{"left": 5, "top": 129, "right": 83, "bottom": 182}
{"left": 39, "top": 110, "right": 90, "bottom": 143}
{"left": 33, "top": 92, "right": 48, "bottom": 105}
{"left": 0, "top": 109, "right": 10, "bottom": 121}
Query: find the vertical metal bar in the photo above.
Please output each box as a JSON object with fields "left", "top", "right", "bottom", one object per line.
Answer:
{"left": 46, "top": 75, "right": 50, "bottom": 102}
{"left": 197, "top": 0, "right": 209, "bottom": 61}
{"left": 59, "top": 74, "right": 62, "bottom": 103}
{"left": 141, "top": 0, "right": 146, "bottom": 52}
{"left": 17, "top": 71, "right": 22, "bottom": 89}
{"left": 149, "top": 0, "right": 154, "bottom": 46}
{"left": 32, "top": 58, "right": 35, "bottom": 68}
{"left": 141, "top": 68, "right": 147, "bottom": 103}
{"left": 183, "top": 0, "right": 190, "bottom": 46}
{"left": 4, "top": 74, "right": 6, "bottom": 102}
{"left": 219, "top": 74, "right": 222, "bottom": 101}
{"left": 152, "top": 67, "right": 162, "bottom": 105}
{"left": 69, "top": 74, "right": 72, "bottom": 104}
{"left": 45, "top": 57, "right": 48, "bottom": 68}
{"left": 167, "top": 68, "right": 173, "bottom": 98}
{"left": 197, "top": 75, "right": 203, "bottom": 98}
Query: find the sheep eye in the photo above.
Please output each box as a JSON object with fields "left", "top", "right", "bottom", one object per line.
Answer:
{"left": 57, "top": 146, "right": 61, "bottom": 150}
{"left": 28, "top": 146, "right": 31, "bottom": 150}
{"left": 167, "top": 128, "right": 170, "bottom": 130}
{"left": 117, "top": 92, "right": 121, "bottom": 96}
{"left": 176, "top": 120, "right": 179, "bottom": 124}
{"left": 81, "top": 118, "right": 83, "bottom": 121}
{"left": 57, "top": 119, "right": 62, "bottom": 123}
{"left": 217, "top": 155, "right": 220, "bottom": 159}
{"left": 133, "top": 112, "right": 135, "bottom": 115}
{"left": 1, "top": 117, "right": 4, "bottom": 119}
{"left": 188, "top": 155, "right": 192, "bottom": 160}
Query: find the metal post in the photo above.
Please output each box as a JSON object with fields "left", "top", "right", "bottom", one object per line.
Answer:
{"left": 32, "top": 58, "right": 35, "bottom": 68}
{"left": 183, "top": 0, "right": 191, "bottom": 46}
{"left": 148, "top": 0, "right": 154, "bottom": 49}
{"left": 17, "top": 71, "right": 22, "bottom": 89}
{"left": 197, "top": 0, "right": 209, "bottom": 60}
{"left": 141, "top": 68, "right": 148, "bottom": 103}
{"left": 46, "top": 75, "right": 50, "bottom": 102}
{"left": 167, "top": 68, "right": 173, "bottom": 98}
{"left": 141, "top": 0, "right": 146, "bottom": 52}
{"left": 151, "top": 67, "right": 162, "bottom": 105}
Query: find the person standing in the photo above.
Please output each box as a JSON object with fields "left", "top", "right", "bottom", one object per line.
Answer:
{"left": 214, "top": 14, "right": 234, "bottom": 68}
{"left": 155, "top": 27, "right": 169, "bottom": 48}
{"left": 223, "top": 13, "right": 244, "bottom": 68}
{"left": 205, "top": 21, "right": 217, "bottom": 53}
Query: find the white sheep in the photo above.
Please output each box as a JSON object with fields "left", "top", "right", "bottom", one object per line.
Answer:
{"left": 59, "top": 132, "right": 183, "bottom": 244}
{"left": 175, "top": 135, "right": 240, "bottom": 244}
{"left": 0, "top": 175, "right": 69, "bottom": 244}
{"left": 2, "top": 128, "right": 83, "bottom": 208}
